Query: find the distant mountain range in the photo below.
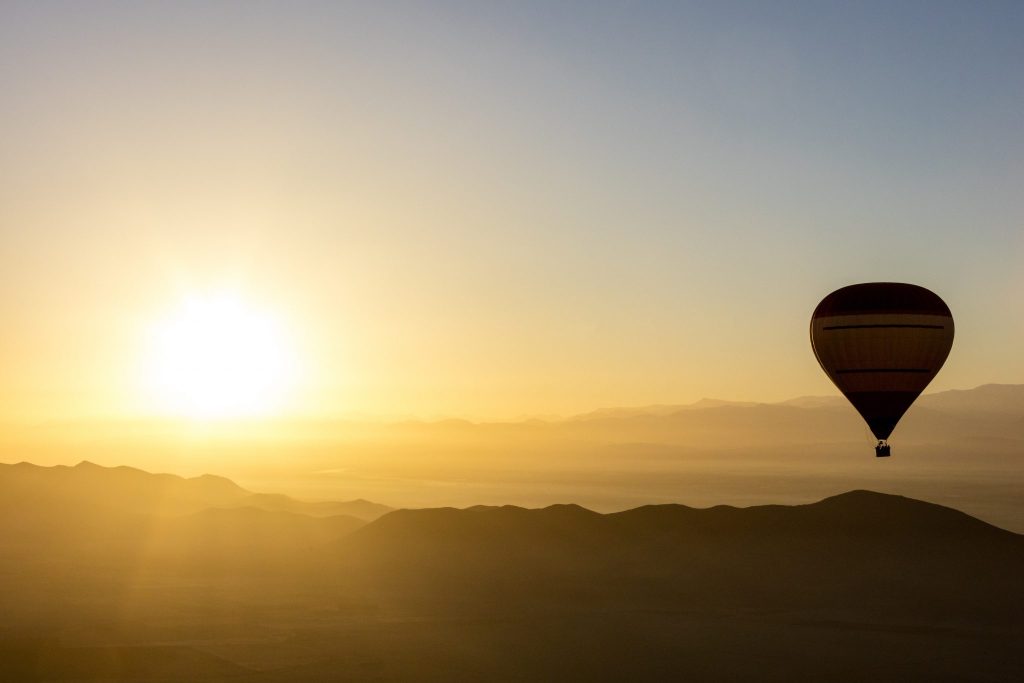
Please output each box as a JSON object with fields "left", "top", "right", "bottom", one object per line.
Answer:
{"left": 528, "top": 384, "right": 1024, "bottom": 463}
{"left": 569, "top": 383, "right": 1024, "bottom": 420}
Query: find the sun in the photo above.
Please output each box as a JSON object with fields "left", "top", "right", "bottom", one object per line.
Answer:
{"left": 143, "top": 292, "right": 300, "bottom": 419}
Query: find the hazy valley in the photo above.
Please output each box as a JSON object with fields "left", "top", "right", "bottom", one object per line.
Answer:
{"left": 7, "top": 384, "right": 1024, "bottom": 532}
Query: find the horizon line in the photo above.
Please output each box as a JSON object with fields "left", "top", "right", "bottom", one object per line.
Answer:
{"left": 1, "top": 381, "right": 1020, "bottom": 428}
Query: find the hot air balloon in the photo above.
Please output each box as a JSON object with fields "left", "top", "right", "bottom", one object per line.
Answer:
{"left": 810, "top": 283, "right": 954, "bottom": 457}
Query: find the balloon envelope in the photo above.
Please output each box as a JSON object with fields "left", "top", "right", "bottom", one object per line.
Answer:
{"left": 810, "top": 283, "right": 954, "bottom": 441}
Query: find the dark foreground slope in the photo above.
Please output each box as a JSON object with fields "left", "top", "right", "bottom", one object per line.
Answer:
{"left": 321, "top": 492, "right": 1024, "bottom": 681}
{"left": 1, "top": 465, "right": 1022, "bottom": 681}
{"left": 337, "top": 491, "right": 1024, "bottom": 621}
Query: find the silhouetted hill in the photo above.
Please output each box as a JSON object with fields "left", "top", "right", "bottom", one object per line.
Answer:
{"left": 0, "top": 461, "right": 377, "bottom": 578}
{"left": 0, "top": 460, "right": 392, "bottom": 520}
{"left": 338, "top": 491, "right": 1024, "bottom": 621}
{"left": 241, "top": 492, "right": 391, "bottom": 520}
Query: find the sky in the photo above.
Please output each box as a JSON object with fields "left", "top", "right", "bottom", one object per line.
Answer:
{"left": 1, "top": 1, "right": 1023, "bottom": 421}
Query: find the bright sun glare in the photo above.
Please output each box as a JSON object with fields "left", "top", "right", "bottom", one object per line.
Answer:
{"left": 144, "top": 292, "right": 299, "bottom": 419}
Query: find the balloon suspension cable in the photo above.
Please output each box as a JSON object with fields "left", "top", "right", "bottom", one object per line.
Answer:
{"left": 874, "top": 440, "right": 891, "bottom": 458}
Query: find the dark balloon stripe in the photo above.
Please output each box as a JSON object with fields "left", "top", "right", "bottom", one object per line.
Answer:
{"left": 813, "top": 308, "right": 950, "bottom": 317}
{"left": 835, "top": 368, "right": 931, "bottom": 374}
{"left": 812, "top": 283, "right": 952, "bottom": 318}
{"left": 822, "top": 324, "right": 946, "bottom": 330}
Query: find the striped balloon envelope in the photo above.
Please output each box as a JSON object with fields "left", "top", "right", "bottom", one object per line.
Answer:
{"left": 810, "top": 283, "right": 954, "bottom": 457}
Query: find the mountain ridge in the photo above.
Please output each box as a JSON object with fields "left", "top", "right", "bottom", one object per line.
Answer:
{"left": 567, "top": 383, "right": 1024, "bottom": 422}
{"left": 336, "top": 488, "right": 1024, "bottom": 625}
{"left": 0, "top": 460, "right": 392, "bottom": 520}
